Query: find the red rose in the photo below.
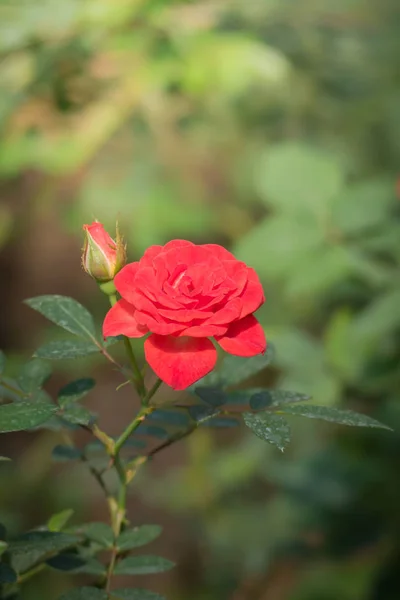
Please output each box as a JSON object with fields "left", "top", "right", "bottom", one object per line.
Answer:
{"left": 82, "top": 222, "right": 126, "bottom": 282}
{"left": 103, "top": 240, "right": 266, "bottom": 390}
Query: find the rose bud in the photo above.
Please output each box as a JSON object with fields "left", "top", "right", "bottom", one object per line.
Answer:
{"left": 82, "top": 221, "right": 126, "bottom": 283}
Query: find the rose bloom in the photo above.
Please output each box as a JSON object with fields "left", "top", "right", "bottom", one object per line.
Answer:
{"left": 103, "top": 240, "right": 266, "bottom": 390}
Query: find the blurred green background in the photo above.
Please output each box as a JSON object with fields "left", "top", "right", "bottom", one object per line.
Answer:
{"left": 1, "top": 0, "right": 400, "bottom": 598}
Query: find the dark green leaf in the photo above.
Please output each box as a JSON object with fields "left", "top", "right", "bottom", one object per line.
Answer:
{"left": 17, "top": 359, "right": 52, "bottom": 394}
{"left": 200, "top": 416, "right": 239, "bottom": 428}
{"left": 9, "top": 531, "right": 80, "bottom": 574}
{"left": 58, "top": 379, "right": 96, "bottom": 406}
{"left": 147, "top": 410, "right": 190, "bottom": 427}
{"left": 71, "top": 558, "right": 106, "bottom": 575}
{"left": 61, "top": 404, "right": 96, "bottom": 426}
{"left": 114, "top": 555, "right": 175, "bottom": 576}
{"left": 35, "top": 340, "right": 101, "bottom": 360}
{"left": 0, "top": 378, "right": 23, "bottom": 401}
{"left": 0, "top": 563, "right": 17, "bottom": 583}
{"left": 25, "top": 295, "right": 96, "bottom": 340}
{"left": 52, "top": 445, "right": 83, "bottom": 462}
{"left": 112, "top": 591, "right": 166, "bottom": 600}
{"left": 117, "top": 525, "right": 162, "bottom": 551}
{"left": 249, "top": 390, "right": 311, "bottom": 411}
{"left": 194, "top": 387, "right": 226, "bottom": 407}
{"left": 59, "top": 588, "right": 108, "bottom": 600}
{"left": 134, "top": 425, "right": 168, "bottom": 439}
{"left": 48, "top": 509, "right": 74, "bottom": 532}
{"left": 188, "top": 405, "right": 219, "bottom": 423}
{"left": 0, "top": 541, "right": 7, "bottom": 557}
{"left": 0, "top": 401, "right": 57, "bottom": 433}
{"left": 82, "top": 523, "right": 114, "bottom": 548}
{"left": 218, "top": 347, "right": 275, "bottom": 388}
{"left": 0, "top": 350, "right": 6, "bottom": 375}
{"left": 243, "top": 412, "right": 291, "bottom": 452}
{"left": 277, "top": 405, "right": 392, "bottom": 430}
{"left": 47, "top": 552, "right": 86, "bottom": 571}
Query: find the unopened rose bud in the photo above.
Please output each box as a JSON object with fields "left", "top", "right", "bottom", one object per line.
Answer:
{"left": 82, "top": 221, "right": 126, "bottom": 283}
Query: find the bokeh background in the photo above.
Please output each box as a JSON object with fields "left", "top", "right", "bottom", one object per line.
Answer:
{"left": 1, "top": 0, "right": 400, "bottom": 598}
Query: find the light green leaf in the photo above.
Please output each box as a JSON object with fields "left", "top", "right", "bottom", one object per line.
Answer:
{"left": 0, "top": 401, "right": 57, "bottom": 433}
{"left": 255, "top": 142, "right": 344, "bottom": 214}
{"left": 25, "top": 295, "right": 96, "bottom": 339}
{"left": 331, "top": 178, "right": 395, "bottom": 235}
{"left": 0, "top": 456, "right": 11, "bottom": 462}
{"left": 277, "top": 405, "right": 392, "bottom": 430}
{"left": 10, "top": 531, "right": 80, "bottom": 574}
{"left": 114, "top": 555, "right": 175, "bottom": 576}
{"left": 34, "top": 340, "right": 101, "bottom": 360}
{"left": 243, "top": 412, "right": 291, "bottom": 452}
{"left": 112, "top": 590, "right": 166, "bottom": 600}
{"left": 48, "top": 509, "right": 74, "bottom": 532}
{"left": 58, "top": 378, "right": 96, "bottom": 406}
{"left": 61, "top": 404, "right": 95, "bottom": 426}
{"left": 59, "top": 588, "right": 108, "bottom": 600}
{"left": 82, "top": 523, "right": 114, "bottom": 548}
{"left": 17, "top": 359, "right": 52, "bottom": 394}
{"left": 117, "top": 525, "right": 162, "bottom": 551}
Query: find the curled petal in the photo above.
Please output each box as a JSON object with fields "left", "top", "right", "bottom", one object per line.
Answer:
{"left": 215, "top": 314, "right": 266, "bottom": 357}
{"left": 240, "top": 268, "right": 265, "bottom": 318}
{"left": 103, "top": 300, "right": 148, "bottom": 338}
{"left": 144, "top": 335, "right": 217, "bottom": 390}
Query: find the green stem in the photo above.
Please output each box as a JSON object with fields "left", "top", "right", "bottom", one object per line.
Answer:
{"left": 142, "top": 378, "right": 163, "bottom": 406}
{"left": 114, "top": 406, "right": 153, "bottom": 455}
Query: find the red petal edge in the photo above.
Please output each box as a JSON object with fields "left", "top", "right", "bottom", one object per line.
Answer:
{"left": 103, "top": 299, "right": 148, "bottom": 338}
{"left": 144, "top": 334, "right": 217, "bottom": 390}
{"left": 215, "top": 314, "right": 266, "bottom": 357}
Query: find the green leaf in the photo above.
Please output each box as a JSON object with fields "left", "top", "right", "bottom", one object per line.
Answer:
{"left": 134, "top": 425, "right": 168, "bottom": 439}
{"left": 112, "top": 591, "right": 166, "bottom": 600}
{"left": 249, "top": 390, "right": 311, "bottom": 411}
{"left": 147, "top": 409, "right": 190, "bottom": 428}
{"left": 82, "top": 523, "right": 114, "bottom": 548}
{"left": 194, "top": 387, "right": 226, "bottom": 407}
{"left": 0, "top": 378, "right": 23, "bottom": 401}
{"left": 218, "top": 349, "right": 274, "bottom": 388}
{"left": 0, "top": 562, "right": 17, "bottom": 583}
{"left": 35, "top": 340, "right": 102, "bottom": 360}
{"left": 59, "top": 588, "right": 108, "bottom": 600}
{"left": 200, "top": 416, "right": 239, "bottom": 428}
{"left": 60, "top": 404, "right": 96, "bottom": 426}
{"left": 48, "top": 509, "right": 74, "bottom": 532}
{"left": 17, "top": 359, "right": 52, "bottom": 394}
{"left": 46, "top": 553, "right": 86, "bottom": 571}
{"left": 255, "top": 142, "right": 344, "bottom": 214}
{"left": 277, "top": 405, "right": 392, "bottom": 430}
{"left": 117, "top": 525, "right": 162, "bottom": 551}
{"left": 187, "top": 405, "right": 219, "bottom": 423}
{"left": 72, "top": 558, "right": 106, "bottom": 575}
{"left": 114, "top": 555, "right": 175, "bottom": 576}
{"left": 9, "top": 531, "right": 80, "bottom": 574}
{"left": 0, "top": 401, "right": 57, "bottom": 433}
{"left": 52, "top": 445, "right": 83, "bottom": 462}
{"left": 0, "top": 350, "right": 6, "bottom": 375}
{"left": 243, "top": 412, "right": 291, "bottom": 452}
{"left": 0, "top": 540, "right": 8, "bottom": 556}
{"left": 58, "top": 378, "right": 96, "bottom": 406}
{"left": 0, "top": 456, "right": 11, "bottom": 462}
{"left": 25, "top": 295, "right": 96, "bottom": 340}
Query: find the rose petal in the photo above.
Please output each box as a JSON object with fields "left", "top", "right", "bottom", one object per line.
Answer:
{"left": 103, "top": 300, "right": 148, "bottom": 338}
{"left": 114, "top": 263, "right": 140, "bottom": 303}
{"left": 202, "top": 244, "right": 237, "bottom": 261}
{"left": 144, "top": 335, "right": 217, "bottom": 390}
{"left": 240, "top": 268, "right": 265, "bottom": 317}
{"left": 215, "top": 314, "right": 266, "bottom": 357}
{"left": 179, "top": 323, "right": 229, "bottom": 337}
